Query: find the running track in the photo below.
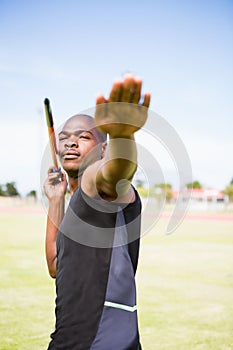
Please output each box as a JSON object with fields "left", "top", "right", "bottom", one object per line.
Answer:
{"left": 0, "top": 205, "right": 233, "bottom": 222}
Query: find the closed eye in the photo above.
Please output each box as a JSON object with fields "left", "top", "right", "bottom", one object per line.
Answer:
{"left": 59, "top": 136, "right": 67, "bottom": 141}
{"left": 79, "top": 135, "right": 90, "bottom": 139}
{"left": 58, "top": 132, "right": 68, "bottom": 141}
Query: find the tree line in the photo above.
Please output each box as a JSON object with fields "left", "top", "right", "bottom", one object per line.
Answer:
{"left": 0, "top": 182, "right": 20, "bottom": 197}
{"left": 135, "top": 178, "right": 233, "bottom": 203}
{"left": 0, "top": 179, "right": 233, "bottom": 202}
{"left": 0, "top": 182, "right": 36, "bottom": 199}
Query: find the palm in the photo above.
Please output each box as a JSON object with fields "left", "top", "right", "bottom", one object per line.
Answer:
{"left": 95, "top": 74, "right": 150, "bottom": 138}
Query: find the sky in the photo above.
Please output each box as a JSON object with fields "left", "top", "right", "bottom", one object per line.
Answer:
{"left": 0, "top": 0, "right": 232, "bottom": 196}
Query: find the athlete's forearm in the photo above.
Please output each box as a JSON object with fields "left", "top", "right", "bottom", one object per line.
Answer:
{"left": 46, "top": 197, "right": 65, "bottom": 278}
{"left": 100, "top": 135, "right": 137, "bottom": 194}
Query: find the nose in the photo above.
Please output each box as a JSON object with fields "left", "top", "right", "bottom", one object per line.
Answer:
{"left": 65, "top": 136, "right": 79, "bottom": 149}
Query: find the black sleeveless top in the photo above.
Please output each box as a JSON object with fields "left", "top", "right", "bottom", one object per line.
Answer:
{"left": 48, "top": 187, "right": 142, "bottom": 350}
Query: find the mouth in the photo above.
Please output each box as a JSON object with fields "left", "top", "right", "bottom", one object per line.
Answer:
{"left": 62, "top": 151, "right": 81, "bottom": 160}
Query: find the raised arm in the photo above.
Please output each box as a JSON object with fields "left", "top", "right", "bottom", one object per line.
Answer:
{"left": 44, "top": 170, "right": 67, "bottom": 278}
{"left": 82, "top": 74, "right": 150, "bottom": 200}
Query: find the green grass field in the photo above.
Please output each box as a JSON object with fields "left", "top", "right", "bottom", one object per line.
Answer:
{"left": 0, "top": 207, "right": 233, "bottom": 350}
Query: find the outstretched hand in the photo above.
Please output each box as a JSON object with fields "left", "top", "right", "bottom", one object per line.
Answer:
{"left": 95, "top": 73, "right": 151, "bottom": 138}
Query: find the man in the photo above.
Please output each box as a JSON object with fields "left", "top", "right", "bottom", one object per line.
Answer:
{"left": 44, "top": 74, "right": 150, "bottom": 349}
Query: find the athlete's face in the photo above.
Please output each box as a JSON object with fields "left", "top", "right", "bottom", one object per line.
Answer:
{"left": 58, "top": 116, "right": 102, "bottom": 175}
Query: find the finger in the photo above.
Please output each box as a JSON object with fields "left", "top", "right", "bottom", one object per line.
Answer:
{"left": 130, "top": 78, "right": 142, "bottom": 104}
{"left": 141, "top": 92, "right": 151, "bottom": 108}
{"left": 48, "top": 166, "right": 56, "bottom": 175}
{"left": 48, "top": 173, "right": 61, "bottom": 181}
{"left": 121, "top": 74, "right": 136, "bottom": 102}
{"left": 96, "top": 94, "right": 108, "bottom": 120}
{"left": 96, "top": 94, "right": 107, "bottom": 105}
{"left": 108, "top": 80, "right": 123, "bottom": 102}
{"left": 49, "top": 173, "right": 63, "bottom": 186}
{"left": 61, "top": 171, "right": 67, "bottom": 182}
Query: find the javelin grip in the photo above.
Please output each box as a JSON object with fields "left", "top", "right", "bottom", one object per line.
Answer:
{"left": 44, "top": 98, "right": 59, "bottom": 171}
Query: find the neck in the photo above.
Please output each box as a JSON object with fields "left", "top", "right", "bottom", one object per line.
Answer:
{"left": 68, "top": 176, "right": 80, "bottom": 196}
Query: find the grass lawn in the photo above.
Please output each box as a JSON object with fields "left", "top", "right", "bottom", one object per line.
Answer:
{"left": 0, "top": 207, "right": 233, "bottom": 349}
{"left": 137, "top": 218, "right": 233, "bottom": 350}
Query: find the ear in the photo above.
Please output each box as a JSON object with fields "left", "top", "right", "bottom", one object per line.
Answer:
{"left": 101, "top": 141, "right": 107, "bottom": 159}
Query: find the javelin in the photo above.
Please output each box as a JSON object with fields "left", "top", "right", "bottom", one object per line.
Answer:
{"left": 44, "top": 98, "right": 59, "bottom": 171}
